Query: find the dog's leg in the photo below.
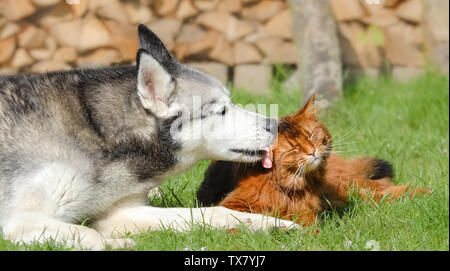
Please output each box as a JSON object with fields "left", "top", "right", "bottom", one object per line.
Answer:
{"left": 2, "top": 161, "right": 135, "bottom": 250}
{"left": 95, "top": 206, "right": 299, "bottom": 237}
{"left": 2, "top": 211, "right": 135, "bottom": 250}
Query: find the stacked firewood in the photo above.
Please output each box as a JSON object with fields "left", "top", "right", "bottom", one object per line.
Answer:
{"left": 0, "top": 0, "right": 295, "bottom": 90}
{"left": 332, "top": 0, "right": 429, "bottom": 81}
{"left": 0, "top": 0, "right": 441, "bottom": 91}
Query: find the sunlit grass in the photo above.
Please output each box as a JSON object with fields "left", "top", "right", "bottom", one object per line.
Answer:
{"left": 1, "top": 70, "right": 448, "bottom": 251}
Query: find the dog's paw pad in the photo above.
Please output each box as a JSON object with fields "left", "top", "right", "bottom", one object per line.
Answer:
{"left": 279, "top": 225, "right": 288, "bottom": 230}
{"left": 278, "top": 220, "right": 299, "bottom": 229}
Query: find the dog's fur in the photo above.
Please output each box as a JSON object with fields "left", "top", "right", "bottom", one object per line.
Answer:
{"left": 0, "top": 25, "right": 296, "bottom": 250}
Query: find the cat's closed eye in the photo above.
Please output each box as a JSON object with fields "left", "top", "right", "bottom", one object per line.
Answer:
{"left": 276, "top": 148, "right": 300, "bottom": 165}
{"left": 309, "top": 128, "right": 324, "bottom": 144}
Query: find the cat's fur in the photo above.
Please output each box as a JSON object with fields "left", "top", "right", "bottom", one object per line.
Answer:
{"left": 197, "top": 96, "right": 430, "bottom": 226}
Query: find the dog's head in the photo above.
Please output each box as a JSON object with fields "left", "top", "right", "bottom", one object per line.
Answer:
{"left": 135, "top": 25, "right": 277, "bottom": 168}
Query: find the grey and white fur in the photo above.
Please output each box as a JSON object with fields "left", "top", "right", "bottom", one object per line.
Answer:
{"left": 0, "top": 25, "right": 296, "bottom": 250}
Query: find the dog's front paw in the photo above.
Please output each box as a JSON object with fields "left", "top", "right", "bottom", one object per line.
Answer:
{"left": 242, "top": 214, "right": 300, "bottom": 231}
{"left": 219, "top": 208, "right": 299, "bottom": 231}
{"left": 104, "top": 238, "right": 136, "bottom": 250}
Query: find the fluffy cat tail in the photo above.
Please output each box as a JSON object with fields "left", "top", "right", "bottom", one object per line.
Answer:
{"left": 350, "top": 157, "right": 394, "bottom": 181}
{"left": 367, "top": 158, "right": 394, "bottom": 180}
{"left": 326, "top": 154, "right": 394, "bottom": 181}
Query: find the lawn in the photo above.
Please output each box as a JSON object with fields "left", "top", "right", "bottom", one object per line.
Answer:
{"left": 0, "top": 70, "right": 448, "bottom": 251}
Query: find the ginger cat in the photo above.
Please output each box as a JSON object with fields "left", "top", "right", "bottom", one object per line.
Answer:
{"left": 197, "top": 95, "right": 430, "bottom": 226}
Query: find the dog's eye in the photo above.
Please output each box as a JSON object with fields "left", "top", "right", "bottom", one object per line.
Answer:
{"left": 219, "top": 107, "right": 227, "bottom": 116}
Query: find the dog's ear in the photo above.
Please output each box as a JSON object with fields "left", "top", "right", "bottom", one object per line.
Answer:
{"left": 138, "top": 24, "right": 174, "bottom": 69}
{"left": 136, "top": 49, "right": 174, "bottom": 118}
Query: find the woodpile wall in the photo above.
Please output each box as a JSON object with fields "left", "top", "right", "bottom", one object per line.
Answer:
{"left": 0, "top": 0, "right": 445, "bottom": 92}
{"left": 332, "top": 0, "right": 431, "bottom": 82}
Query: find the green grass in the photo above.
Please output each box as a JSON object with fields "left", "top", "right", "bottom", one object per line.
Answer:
{"left": 1, "top": 70, "right": 448, "bottom": 251}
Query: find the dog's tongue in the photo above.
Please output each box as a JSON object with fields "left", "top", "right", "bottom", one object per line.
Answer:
{"left": 262, "top": 147, "right": 273, "bottom": 169}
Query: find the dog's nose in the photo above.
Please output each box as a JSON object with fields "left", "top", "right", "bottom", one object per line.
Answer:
{"left": 265, "top": 118, "right": 278, "bottom": 135}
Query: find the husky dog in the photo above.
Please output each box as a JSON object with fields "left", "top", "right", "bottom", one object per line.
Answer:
{"left": 0, "top": 25, "right": 296, "bottom": 250}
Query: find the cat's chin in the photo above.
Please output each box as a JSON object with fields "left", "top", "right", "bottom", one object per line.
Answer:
{"left": 306, "top": 158, "right": 323, "bottom": 172}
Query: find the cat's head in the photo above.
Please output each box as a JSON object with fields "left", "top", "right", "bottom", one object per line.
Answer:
{"left": 271, "top": 95, "right": 332, "bottom": 189}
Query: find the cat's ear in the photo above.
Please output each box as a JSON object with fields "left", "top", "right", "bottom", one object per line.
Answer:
{"left": 297, "top": 94, "right": 317, "bottom": 120}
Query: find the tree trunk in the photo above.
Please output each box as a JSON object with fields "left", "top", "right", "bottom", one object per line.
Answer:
{"left": 422, "top": 0, "right": 449, "bottom": 75}
{"left": 288, "top": 0, "right": 343, "bottom": 108}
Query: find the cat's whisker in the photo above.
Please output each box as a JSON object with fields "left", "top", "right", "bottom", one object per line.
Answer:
{"left": 291, "top": 163, "right": 307, "bottom": 194}
{"left": 330, "top": 134, "right": 353, "bottom": 146}
{"left": 330, "top": 146, "right": 355, "bottom": 153}
{"left": 330, "top": 141, "right": 354, "bottom": 149}
{"left": 286, "top": 176, "right": 297, "bottom": 195}
{"left": 330, "top": 134, "right": 355, "bottom": 148}
{"left": 326, "top": 140, "right": 357, "bottom": 155}
{"left": 330, "top": 140, "right": 354, "bottom": 146}
{"left": 299, "top": 164, "right": 306, "bottom": 180}
{"left": 333, "top": 146, "right": 351, "bottom": 151}
{"left": 330, "top": 143, "right": 355, "bottom": 149}
{"left": 331, "top": 127, "right": 355, "bottom": 141}
{"left": 331, "top": 148, "right": 357, "bottom": 155}
{"left": 295, "top": 164, "right": 305, "bottom": 180}
{"left": 285, "top": 161, "right": 303, "bottom": 195}
{"left": 289, "top": 164, "right": 306, "bottom": 195}
{"left": 328, "top": 141, "right": 354, "bottom": 147}
{"left": 329, "top": 148, "right": 347, "bottom": 151}
{"left": 289, "top": 162, "right": 302, "bottom": 185}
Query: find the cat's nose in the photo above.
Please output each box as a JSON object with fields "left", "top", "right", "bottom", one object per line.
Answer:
{"left": 265, "top": 118, "right": 278, "bottom": 136}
